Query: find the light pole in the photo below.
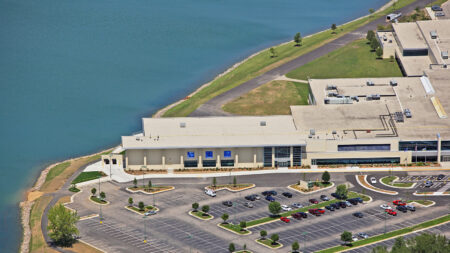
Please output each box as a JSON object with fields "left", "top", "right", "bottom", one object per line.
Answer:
{"left": 302, "top": 232, "right": 308, "bottom": 252}
{"left": 384, "top": 210, "right": 387, "bottom": 234}
{"left": 109, "top": 154, "right": 112, "bottom": 179}
{"left": 143, "top": 216, "right": 147, "bottom": 243}
{"left": 98, "top": 176, "right": 103, "bottom": 223}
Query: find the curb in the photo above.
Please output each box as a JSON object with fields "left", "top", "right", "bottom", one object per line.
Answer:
{"left": 379, "top": 176, "right": 416, "bottom": 189}
{"left": 356, "top": 175, "right": 398, "bottom": 195}
{"left": 255, "top": 239, "right": 283, "bottom": 249}
{"left": 217, "top": 223, "right": 252, "bottom": 235}
{"left": 205, "top": 184, "right": 255, "bottom": 192}
{"left": 124, "top": 206, "right": 160, "bottom": 216}
{"left": 125, "top": 186, "right": 175, "bottom": 195}
{"left": 88, "top": 196, "right": 110, "bottom": 206}
{"left": 408, "top": 201, "right": 436, "bottom": 208}
{"left": 78, "top": 238, "right": 107, "bottom": 253}
{"left": 188, "top": 211, "right": 214, "bottom": 220}
{"left": 288, "top": 182, "right": 335, "bottom": 194}
{"left": 413, "top": 191, "right": 450, "bottom": 196}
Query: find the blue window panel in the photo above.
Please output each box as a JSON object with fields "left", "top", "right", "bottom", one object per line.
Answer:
{"left": 187, "top": 152, "right": 195, "bottom": 158}
{"left": 205, "top": 151, "right": 214, "bottom": 159}
{"left": 338, "top": 144, "right": 390, "bottom": 151}
{"left": 224, "top": 150, "right": 232, "bottom": 158}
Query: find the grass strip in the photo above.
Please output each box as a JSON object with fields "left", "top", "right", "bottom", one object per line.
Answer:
{"left": 219, "top": 223, "right": 250, "bottom": 235}
{"left": 381, "top": 176, "right": 414, "bottom": 187}
{"left": 316, "top": 214, "right": 450, "bottom": 253}
{"left": 407, "top": 200, "right": 434, "bottom": 206}
{"left": 191, "top": 211, "right": 212, "bottom": 220}
{"left": 256, "top": 239, "right": 282, "bottom": 248}
{"left": 45, "top": 162, "right": 71, "bottom": 182}
{"left": 72, "top": 171, "right": 106, "bottom": 184}
{"left": 163, "top": 0, "right": 417, "bottom": 117}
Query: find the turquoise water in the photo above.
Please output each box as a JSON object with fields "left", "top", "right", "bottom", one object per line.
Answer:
{"left": 0, "top": 0, "right": 387, "bottom": 251}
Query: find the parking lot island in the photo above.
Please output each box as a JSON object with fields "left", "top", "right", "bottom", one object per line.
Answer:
{"left": 356, "top": 175, "right": 399, "bottom": 195}
{"left": 380, "top": 176, "right": 416, "bottom": 188}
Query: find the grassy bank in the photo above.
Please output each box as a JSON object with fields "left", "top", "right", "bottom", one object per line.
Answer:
{"left": 162, "top": 0, "right": 416, "bottom": 117}
{"left": 317, "top": 214, "right": 450, "bottom": 253}
{"left": 286, "top": 39, "right": 403, "bottom": 80}
{"left": 72, "top": 171, "right": 106, "bottom": 184}
{"left": 223, "top": 81, "right": 310, "bottom": 115}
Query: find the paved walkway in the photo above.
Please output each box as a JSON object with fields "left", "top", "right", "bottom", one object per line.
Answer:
{"left": 190, "top": 0, "right": 430, "bottom": 117}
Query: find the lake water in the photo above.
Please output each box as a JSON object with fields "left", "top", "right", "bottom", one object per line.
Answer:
{"left": 0, "top": 0, "right": 387, "bottom": 251}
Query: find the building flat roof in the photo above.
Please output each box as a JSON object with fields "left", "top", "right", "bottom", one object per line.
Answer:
{"left": 393, "top": 22, "right": 428, "bottom": 50}
{"left": 417, "top": 20, "right": 450, "bottom": 65}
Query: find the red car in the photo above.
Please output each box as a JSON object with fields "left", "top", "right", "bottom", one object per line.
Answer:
{"left": 280, "top": 217, "right": 290, "bottom": 223}
{"left": 393, "top": 200, "right": 406, "bottom": 206}
{"left": 309, "top": 199, "right": 319, "bottom": 204}
{"left": 308, "top": 208, "right": 325, "bottom": 216}
{"left": 385, "top": 209, "right": 397, "bottom": 216}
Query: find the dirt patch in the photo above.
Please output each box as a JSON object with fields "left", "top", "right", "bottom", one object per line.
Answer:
{"left": 57, "top": 195, "right": 72, "bottom": 205}
{"left": 27, "top": 191, "right": 43, "bottom": 202}
{"left": 62, "top": 241, "right": 104, "bottom": 253}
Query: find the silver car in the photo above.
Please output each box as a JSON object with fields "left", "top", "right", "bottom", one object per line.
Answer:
{"left": 244, "top": 202, "right": 254, "bottom": 208}
{"left": 358, "top": 232, "right": 369, "bottom": 239}
{"left": 292, "top": 203, "right": 303, "bottom": 209}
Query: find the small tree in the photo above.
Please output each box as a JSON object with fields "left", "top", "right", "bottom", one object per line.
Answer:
{"left": 390, "top": 55, "right": 395, "bottom": 62}
{"left": 202, "top": 205, "right": 210, "bottom": 215}
{"left": 322, "top": 171, "right": 331, "bottom": 183}
{"left": 212, "top": 177, "right": 217, "bottom": 187}
{"left": 268, "top": 201, "right": 281, "bottom": 216}
{"left": 133, "top": 177, "right": 137, "bottom": 188}
{"left": 292, "top": 241, "right": 300, "bottom": 253}
{"left": 369, "top": 8, "right": 375, "bottom": 14}
{"left": 233, "top": 176, "right": 237, "bottom": 187}
{"left": 271, "top": 233, "right": 279, "bottom": 245}
{"left": 294, "top": 32, "right": 302, "bottom": 46}
{"left": 260, "top": 230, "right": 267, "bottom": 240}
{"left": 148, "top": 180, "right": 152, "bottom": 189}
{"left": 99, "top": 191, "right": 106, "bottom": 200}
{"left": 239, "top": 221, "right": 247, "bottom": 231}
{"left": 229, "top": 243, "right": 235, "bottom": 253}
{"left": 341, "top": 231, "right": 353, "bottom": 245}
{"left": 336, "top": 184, "right": 348, "bottom": 199}
{"left": 331, "top": 24, "right": 337, "bottom": 33}
{"left": 371, "top": 245, "right": 388, "bottom": 253}
{"left": 138, "top": 201, "right": 145, "bottom": 211}
{"left": 243, "top": 244, "right": 247, "bottom": 250}
{"left": 221, "top": 213, "right": 229, "bottom": 224}
{"left": 192, "top": 202, "right": 199, "bottom": 212}
{"left": 366, "top": 30, "right": 375, "bottom": 41}
{"left": 269, "top": 47, "right": 277, "bottom": 58}
{"left": 91, "top": 187, "right": 97, "bottom": 196}
{"left": 128, "top": 197, "right": 133, "bottom": 207}
{"left": 376, "top": 47, "right": 383, "bottom": 59}
{"left": 370, "top": 38, "right": 380, "bottom": 51}
{"left": 47, "top": 204, "right": 80, "bottom": 246}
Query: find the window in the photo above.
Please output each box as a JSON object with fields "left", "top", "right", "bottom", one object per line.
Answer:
{"left": 441, "top": 141, "right": 450, "bottom": 150}
{"left": 338, "top": 144, "right": 391, "bottom": 151}
{"left": 205, "top": 151, "right": 214, "bottom": 159}
{"left": 184, "top": 160, "right": 197, "bottom": 167}
{"left": 221, "top": 160, "right": 234, "bottom": 167}
{"left": 399, "top": 141, "right": 438, "bottom": 151}
{"left": 112, "top": 159, "right": 117, "bottom": 164}
{"left": 312, "top": 157, "right": 400, "bottom": 165}
{"left": 103, "top": 159, "right": 110, "bottom": 164}
{"left": 224, "top": 150, "right": 232, "bottom": 158}
{"left": 293, "top": 146, "right": 303, "bottom": 166}
{"left": 187, "top": 152, "right": 195, "bottom": 158}
{"left": 263, "top": 147, "right": 272, "bottom": 167}
{"left": 202, "top": 160, "right": 216, "bottom": 167}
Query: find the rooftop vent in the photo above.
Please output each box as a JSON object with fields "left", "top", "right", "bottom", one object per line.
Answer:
{"left": 260, "top": 121, "right": 266, "bottom": 126}
{"left": 326, "top": 85, "right": 337, "bottom": 90}
{"left": 442, "top": 51, "right": 448, "bottom": 60}
{"left": 390, "top": 80, "right": 398, "bottom": 86}
{"left": 366, "top": 80, "right": 374, "bottom": 86}
{"left": 180, "top": 122, "right": 186, "bottom": 128}
{"left": 430, "top": 30, "right": 437, "bottom": 39}
{"left": 332, "top": 130, "right": 337, "bottom": 135}
{"left": 310, "top": 129, "right": 315, "bottom": 136}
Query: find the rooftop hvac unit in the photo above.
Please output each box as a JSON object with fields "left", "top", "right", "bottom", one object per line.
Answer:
{"left": 394, "top": 112, "right": 404, "bottom": 122}
{"left": 328, "top": 92, "right": 338, "bottom": 97}
{"left": 430, "top": 30, "right": 437, "bottom": 39}
{"left": 442, "top": 51, "right": 448, "bottom": 59}
{"left": 390, "top": 80, "right": 398, "bottom": 86}
{"left": 366, "top": 94, "right": 381, "bottom": 100}
{"left": 260, "top": 121, "right": 266, "bottom": 126}
{"left": 180, "top": 122, "right": 186, "bottom": 128}
{"left": 310, "top": 129, "right": 315, "bottom": 136}
{"left": 366, "top": 80, "right": 374, "bottom": 86}
{"left": 326, "top": 85, "right": 337, "bottom": 90}
{"left": 332, "top": 130, "right": 337, "bottom": 135}
{"left": 327, "top": 97, "right": 353, "bottom": 104}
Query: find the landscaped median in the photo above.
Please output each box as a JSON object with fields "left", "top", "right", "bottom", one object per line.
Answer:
{"left": 125, "top": 205, "right": 159, "bottom": 215}
{"left": 255, "top": 238, "right": 283, "bottom": 249}
{"left": 126, "top": 185, "right": 174, "bottom": 194}
{"left": 189, "top": 210, "right": 214, "bottom": 220}
{"left": 218, "top": 223, "right": 251, "bottom": 235}
{"left": 316, "top": 214, "right": 450, "bottom": 253}
{"left": 288, "top": 182, "right": 334, "bottom": 194}
{"left": 356, "top": 175, "right": 398, "bottom": 195}
{"left": 413, "top": 191, "right": 450, "bottom": 196}
{"left": 407, "top": 200, "right": 435, "bottom": 207}
{"left": 72, "top": 171, "right": 107, "bottom": 184}
{"left": 380, "top": 176, "right": 415, "bottom": 188}
{"left": 206, "top": 183, "right": 255, "bottom": 192}
{"left": 89, "top": 196, "right": 109, "bottom": 205}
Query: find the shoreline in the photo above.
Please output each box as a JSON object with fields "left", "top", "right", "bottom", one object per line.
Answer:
{"left": 19, "top": 0, "right": 398, "bottom": 252}
{"left": 152, "top": 0, "right": 395, "bottom": 118}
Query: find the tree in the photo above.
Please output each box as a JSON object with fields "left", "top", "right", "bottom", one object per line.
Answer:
{"left": 221, "top": 213, "right": 229, "bottom": 224}
{"left": 271, "top": 233, "right": 279, "bottom": 245}
{"left": 212, "top": 177, "right": 217, "bottom": 187}
{"left": 366, "top": 30, "right": 375, "bottom": 41}
{"left": 192, "top": 202, "right": 199, "bottom": 212}
{"left": 335, "top": 184, "right": 348, "bottom": 199}
{"left": 391, "top": 237, "right": 407, "bottom": 253}
{"left": 390, "top": 55, "right": 395, "bottom": 62}
{"left": 138, "top": 201, "right": 145, "bottom": 211}
{"left": 406, "top": 233, "right": 449, "bottom": 253}
{"left": 268, "top": 201, "right": 281, "bottom": 216}
{"left": 292, "top": 241, "right": 300, "bottom": 253}
{"left": 294, "top": 32, "right": 302, "bottom": 46}
{"left": 233, "top": 176, "right": 237, "bottom": 187}
{"left": 376, "top": 47, "right": 383, "bottom": 59}
{"left": 260, "top": 230, "right": 267, "bottom": 240}
{"left": 269, "top": 47, "right": 277, "bottom": 58}
{"left": 133, "top": 177, "right": 137, "bottom": 188}
{"left": 148, "top": 180, "right": 152, "bottom": 189}
{"left": 99, "top": 191, "right": 106, "bottom": 200}
{"left": 341, "top": 231, "right": 352, "bottom": 245}
{"left": 47, "top": 204, "right": 80, "bottom": 246}
{"left": 370, "top": 38, "right": 380, "bottom": 51}
{"left": 369, "top": 8, "right": 375, "bottom": 14}
{"left": 128, "top": 197, "right": 133, "bottom": 207}
{"left": 228, "top": 243, "right": 235, "bottom": 253}
{"left": 322, "top": 171, "right": 330, "bottom": 183}
{"left": 239, "top": 221, "right": 247, "bottom": 231}
{"left": 371, "top": 246, "right": 388, "bottom": 253}
{"left": 91, "top": 187, "right": 97, "bottom": 196}
{"left": 331, "top": 24, "right": 337, "bottom": 33}
{"left": 202, "top": 205, "right": 210, "bottom": 214}
{"left": 243, "top": 244, "right": 247, "bottom": 250}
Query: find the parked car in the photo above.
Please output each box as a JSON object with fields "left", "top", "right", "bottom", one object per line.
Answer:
{"left": 385, "top": 209, "right": 397, "bottom": 216}
{"left": 281, "top": 205, "right": 292, "bottom": 211}
{"left": 435, "top": 12, "right": 445, "bottom": 17}
{"left": 262, "top": 191, "right": 271, "bottom": 196}
{"left": 358, "top": 232, "right": 369, "bottom": 239}
{"left": 393, "top": 200, "right": 406, "bottom": 206}
{"left": 370, "top": 177, "right": 377, "bottom": 184}
{"left": 345, "top": 201, "right": 353, "bottom": 207}
{"left": 432, "top": 5, "right": 443, "bottom": 11}
{"left": 265, "top": 195, "right": 275, "bottom": 202}
{"left": 331, "top": 192, "right": 347, "bottom": 200}
{"left": 325, "top": 205, "right": 335, "bottom": 211}
{"left": 308, "top": 209, "right": 325, "bottom": 216}
{"left": 296, "top": 212, "right": 308, "bottom": 218}
{"left": 352, "top": 236, "right": 359, "bottom": 242}
{"left": 348, "top": 198, "right": 359, "bottom": 205}
{"left": 396, "top": 205, "right": 407, "bottom": 213}
{"left": 280, "top": 217, "right": 290, "bottom": 223}
{"left": 223, "top": 201, "right": 233, "bottom": 207}
{"left": 404, "top": 108, "right": 412, "bottom": 118}
{"left": 292, "top": 213, "right": 303, "bottom": 219}
{"left": 405, "top": 205, "right": 416, "bottom": 211}
{"left": 205, "top": 189, "right": 216, "bottom": 197}
{"left": 338, "top": 202, "right": 347, "bottom": 208}
{"left": 269, "top": 190, "right": 278, "bottom": 196}
{"left": 331, "top": 203, "right": 340, "bottom": 210}
{"left": 425, "top": 180, "right": 433, "bottom": 187}
{"left": 282, "top": 192, "right": 293, "bottom": 198}
{"left": 244, "top": 202, "right": 254, "bottom": 208}
{"left": 292, "top": 203, "right": 303, "bottom": 209}
{"left": 309, "top": 199, "right": 319, "bottom": 204}
{"left": 380, "top": 204, "right": 392, "bottom": 210}
{"left": 245, "top": 195, "right": 256, "bottom": 201}
{"left": 353, "top": 212, "right": 364, "bottom": 218}
{"left": 437, "top": 174, "right": 445, "bottom": 180}
{"left": 354, "top": 197, "right": 363, "bottom": 203}
{"left": 145, "top": 210, "right": 157, "bottom": 216}
{"left": 320, "top": 195, "right": 330, "bottom": 201}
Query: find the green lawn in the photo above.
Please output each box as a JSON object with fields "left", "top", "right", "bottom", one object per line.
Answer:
{"left": 90, "top": 196, "right": 107, "bottom": 204}
{"left": 126, "top": 205, "right": 156, "bottom": 214}
{"left": 286, "top": 39, "right": 403, "bottom": 80}
{"left": 72, "top": 171, "right": 106, "bottom": 184}
{"left": 45, "top": 162, "right": 71, "bottom": 182}
{"left": 317, "top": 214, "right": 450, "bottom": 253}
{"left": 257, "top": 239, "right": 281, "bottom": 248}
{"left": 219, "top": 223, "right": 250, "bottom": 235}
{"left": 381, "top": 176, "right": 414, "bottom": 187}
{"left": 190, "top": 211, "right": 212, "bottom": 220}
{"left": 162, "top": 0, "right": 416, "bottom": 117}
{"left": 223, "top": 81, "right": 310, "bottom": 115}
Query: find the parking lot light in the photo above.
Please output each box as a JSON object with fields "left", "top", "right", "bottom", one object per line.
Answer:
{"left": 143, "top": 216, "right": 147, "bottom": 243}
{"left": 302, "top": 231, "right": 308, "bottom": 251}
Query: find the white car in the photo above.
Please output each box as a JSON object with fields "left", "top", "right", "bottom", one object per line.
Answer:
{"left": 281, "top": 205, "right": 292, "bottom": 211}
{"left": 292, "top": 203, "right": 303, "bottom": 209}
{"left": 380, "top": 204, "right": 392, "bottom": 210}
{"left": 205, "top": 189, "right": 216, "bottom": 197}
{"left": 357, "top": 232, "right": 369, "bottom": 239}
{"left": 352, "top": 236, "right": 359, "bottom": 242}
{"left": 370, "top": 177, "right": 377, "bottom": 184}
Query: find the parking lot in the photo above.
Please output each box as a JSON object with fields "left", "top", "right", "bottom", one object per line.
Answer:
{"left": 396, "top": 174, "right": 450, "bottom": 190}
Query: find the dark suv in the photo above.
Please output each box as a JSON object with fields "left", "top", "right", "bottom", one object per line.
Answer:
{"left": 396, "top": 205, "right": 407, "bottom": 213}
{"left": 338, "top": 201, "right": 347, "bottom": 208}
{"left": 331, "top": 203, "right": 340, "bottom": 210}
{"left": 325, "top": 205, "right": 335, "bottom": 211}
{"left": 223, "top": 201, "right": 233, "bottom": 207}
{"left": 245, "top": 195, "right": 256, "bottom": 201}
{"left": 282, "top": 192, "right": 293, "bottom": 198}
{"left": 292, "top": 212, "right": 307, "bottom": 219}
{"left": 331, "top": 193, "right": 347, "bottom": 200}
